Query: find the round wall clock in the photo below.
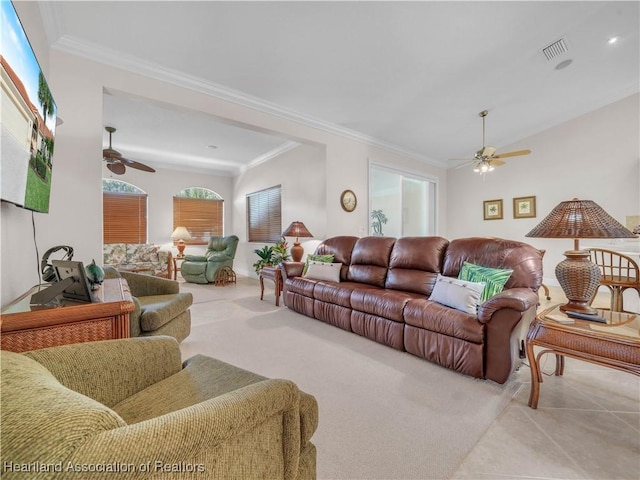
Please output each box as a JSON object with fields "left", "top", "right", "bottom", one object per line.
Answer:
{"left": 340, "top": 189, "right": 357, "bottom": 212}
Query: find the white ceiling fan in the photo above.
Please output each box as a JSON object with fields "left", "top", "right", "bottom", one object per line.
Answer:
{"left": 450, "top": 110, "right": 531, "bottom": 173}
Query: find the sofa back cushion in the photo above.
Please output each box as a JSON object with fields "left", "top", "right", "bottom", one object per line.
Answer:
{"left": 348, "top": 237, "right": 397, "bottom": 287}
{"left": 442, "top": 237, "right": 543, "bottom": 291}
{"left": 1, "top": 351, "right": 125, "bottom": 467}
{"left": 385, "top": 236, "right": 449, "bottom": 295}
{"left": 314, "top": 236, "right": 359, "bottom": 280}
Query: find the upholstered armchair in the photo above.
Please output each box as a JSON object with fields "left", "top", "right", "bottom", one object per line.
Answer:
{"left": 103, "top": 266, "right": 192, "bottom": 342}
{"left": 1, "top": 336, "right": 318, "bottom": 480}
{"left": 181, "top": 235, "right": 239, "bottom": 284}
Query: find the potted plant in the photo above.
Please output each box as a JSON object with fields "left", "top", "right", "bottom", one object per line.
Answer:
{"left": 252, "top": 239, "right": 291, "bottom": 274}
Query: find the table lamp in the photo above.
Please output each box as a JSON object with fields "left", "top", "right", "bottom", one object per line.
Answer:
{"left": 171, "top": 226, "right": 193, "bottom": 258}
{"left": 283, "top": 221, "right": 313, "bottom": 262}
{"left": 526, "top": 198, "right": 635, "bottom": 314}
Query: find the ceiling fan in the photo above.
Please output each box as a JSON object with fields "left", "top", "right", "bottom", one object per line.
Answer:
{"left": 103, "top": 126, "right": 156, "bottom": 175}
{"left": 450, "top": 110, "right": 531, "bottom": 173}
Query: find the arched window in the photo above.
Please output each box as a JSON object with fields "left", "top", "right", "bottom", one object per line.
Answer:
{"left": 173, "top": 188, "right": 223, "bottom": 245}
{"left": 102, "top": 179, "right": 148, "bottom": 244}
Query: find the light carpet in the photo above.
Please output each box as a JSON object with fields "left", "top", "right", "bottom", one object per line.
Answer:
{"left": 178, "top": 276, "right": 522, "bottom": 480}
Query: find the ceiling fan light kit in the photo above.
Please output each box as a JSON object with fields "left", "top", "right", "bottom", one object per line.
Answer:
{"left": 103, "top": 126, "right": 156, "bottom": 175}
{"left": 451, "top": 110, "right": 531, "bottom": 175}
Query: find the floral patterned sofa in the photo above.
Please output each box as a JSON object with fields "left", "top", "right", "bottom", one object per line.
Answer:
{"left": 103, "top": 243, "right": 173, "bottom": 278}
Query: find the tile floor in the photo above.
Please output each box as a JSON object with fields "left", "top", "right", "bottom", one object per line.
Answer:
{"left": 452, "top": 286, "right": 640, "bottom": 480}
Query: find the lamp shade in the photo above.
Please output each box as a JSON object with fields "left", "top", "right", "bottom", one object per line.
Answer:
{"left": 171, "top": 226, "right": 193, "bottom": 241}
{"left": 526, "top": 199, "right": 634, "bottom": 314}
{"left": 282, "top": 221, "right": 313, "bottom": 239}
{"left": 526, "top": 199, "right": 635, "bottom": 244}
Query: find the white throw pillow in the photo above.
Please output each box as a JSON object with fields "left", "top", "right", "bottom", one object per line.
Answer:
{"left": 428, "top": 274, "right": 485, "bottom": 314}
{"left": 304, "top": 261, "right": 342, "bottom": 282}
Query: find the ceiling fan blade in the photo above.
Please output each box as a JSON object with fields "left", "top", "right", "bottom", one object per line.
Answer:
{"left": 121, "top": 157, "right": 156, "bottom": 173}
{"left": 488, "top": 159, "right": 506, "bottom": 167}
{"left": 107, "top": 162, "right": 126, "bottom": 175}
{"left": 492, "top": 149, "right": 531, "bottom": 159}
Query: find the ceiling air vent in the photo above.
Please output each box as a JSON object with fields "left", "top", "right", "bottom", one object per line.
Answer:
{"left": 542, "top": 38, "right": 568, "bottom": 61}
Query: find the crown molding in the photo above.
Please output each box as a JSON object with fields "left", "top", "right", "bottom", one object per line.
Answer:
{"left": 50, "top": 35, "right": 445, "bottom": 168}
{"left": 243, "top": 141, "right": 301, "bottom": 173}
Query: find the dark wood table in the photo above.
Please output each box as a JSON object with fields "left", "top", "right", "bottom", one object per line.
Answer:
{"left": 1, "top": 278, "right": 135, "bottom": 352}
{"left": 526, "top": 305, "right": 639, "bottom": 409}
{"left": 260, "top": 266, "right": 282, "bottom": 306}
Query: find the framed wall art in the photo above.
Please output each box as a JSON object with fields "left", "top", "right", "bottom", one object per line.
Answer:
{"left": 483, "top": 199, "right": 503, "bottom": 220}
{"left": 513, "top": 196, "right": 536, "bottom": 219}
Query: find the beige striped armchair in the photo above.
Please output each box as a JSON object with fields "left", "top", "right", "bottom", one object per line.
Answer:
{"left": 1, "top": 336, "right": 318, "bottom": 479}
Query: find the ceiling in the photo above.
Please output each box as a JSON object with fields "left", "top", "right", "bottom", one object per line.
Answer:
{"left": 39, "top": 1, "right": 639, "bottom": 174}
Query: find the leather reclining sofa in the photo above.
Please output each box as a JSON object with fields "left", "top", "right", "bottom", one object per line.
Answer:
{"left": 280, "top": 236, "right": 543, "bottom": 384}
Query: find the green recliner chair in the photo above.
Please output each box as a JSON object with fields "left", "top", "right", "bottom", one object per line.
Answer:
{"left": 181, "top": 235, "right": 239, "bottom": 284}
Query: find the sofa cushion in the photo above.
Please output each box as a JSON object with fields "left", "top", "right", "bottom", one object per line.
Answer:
{"left": 348, "top": 237, "right": 396, "bottom": 287}
{"left": 314, "top": 236, "right": 359, "bottom": 280}
{"left": 304, "top": 262, "right": 342, "bottom": 282}
{"left": 1, "top": 351, "right": 126, "bottom": 467}
{"left": 314, "top": 281, "right": 378, "bottom": 308}
{"left": 459, "top": 262, "right": 512, "bottom": 302}
{"left": 103, "top": 243, "right": 127, "bottom": 265}
{"left": 303, "top": 254, "right": 335, "bottom": 275}
{"left": 404, "top": 298, "right": 485, "bottom": 344}
{"left": 138, "top": 293, "right": 194, "bottom": 331}
{"left": 385, "top": 236, "right": 449, "bottom": 295}
{"left": 112, "top": 354, "right": 318, "bottom": 446}
{"left": 127, "top": 244, "right": 160, "bottom": 263}
{"left": 429, "top": 274, "right": 485, "bottom": 314}
{"left": 350, "top": 288, "right": 419, "bottom": 322}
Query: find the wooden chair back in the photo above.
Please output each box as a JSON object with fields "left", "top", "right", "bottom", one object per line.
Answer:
{"left": 588, "top": 248, "right": 640, "bottom": 288}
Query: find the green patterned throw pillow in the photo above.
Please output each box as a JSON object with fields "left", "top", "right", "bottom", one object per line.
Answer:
{"left": 458, "top": 262, "right": 513, "bottom": 302}
{"left": 303, "top": 254, "right": 335, "bottom": 275}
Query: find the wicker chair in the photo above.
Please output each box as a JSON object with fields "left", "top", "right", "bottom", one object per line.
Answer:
{"left": 588, "top": 248, "right": 640, "bottom": 312}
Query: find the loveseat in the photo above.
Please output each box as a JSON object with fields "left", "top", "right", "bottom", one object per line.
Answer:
{"left": 104, "top": 267, "right": 192, "bottom": 342}
{"left": 1, "top": 336, "right": 318, "bottom": 479}
{"left": 103, "top": 243, "right": 173, "bottom": 278}
{"left": 280, "top": 236, "right": 543, "bottom": 384}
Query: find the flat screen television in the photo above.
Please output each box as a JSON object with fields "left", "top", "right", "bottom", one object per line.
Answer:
{"left": 1, "top": 0, "right": 57, "bottom": 213}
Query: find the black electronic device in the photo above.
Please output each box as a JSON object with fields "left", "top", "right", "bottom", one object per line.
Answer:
{"left": 40, "top": 245, "right": 74, "bottom": 282}
{"left": 564, "top": 311, "right": 607, "bottom": 324}
{"left": 31, "top": 260, "right": 94, "bottom": 306}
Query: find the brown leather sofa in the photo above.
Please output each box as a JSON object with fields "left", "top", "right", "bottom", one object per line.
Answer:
{"left": 280, "top": 236, "right": 543, "bottom": 384}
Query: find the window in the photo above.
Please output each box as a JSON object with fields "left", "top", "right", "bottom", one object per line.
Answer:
{"left": 173, "top": 188, "right": 223, "bottom": 245}
{"left": 369, "top": 164, "right": 437, "bottom": 237}
{"left": 102, "top": 179, "right": 147, "bottom": 244}
{"left": 247, "top": 185, "right": 282, "bottom": 242}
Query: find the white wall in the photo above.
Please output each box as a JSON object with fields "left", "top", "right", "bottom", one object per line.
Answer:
{"left": 1, "top": 5, "right": 447, "bottom": 305}
{"left": 447, "top": 93, "right": 640, "bottom": 285}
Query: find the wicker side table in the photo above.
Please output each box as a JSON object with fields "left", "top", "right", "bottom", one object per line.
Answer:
{"left": 526, "top": 305, "right": 639, "bottom": 409}
{"left": 1, "top": 278, "right": 135, "bottom": 353}
{"left": 259, "top": 266, "right": 282, "bottom": 306}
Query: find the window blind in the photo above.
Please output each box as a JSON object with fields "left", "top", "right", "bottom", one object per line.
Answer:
{"left": 103, "top": 192, "right": 148, "bottom": 244}
{"left": 247, "top": 185, "right": 282, "bottom": 242}
{"left": 173, "top": 197, "right": 223, "bottom": 245}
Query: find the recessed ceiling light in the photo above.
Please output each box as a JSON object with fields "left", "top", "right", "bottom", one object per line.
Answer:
{"left": 608, "top": 36, "right": 619, "bottom": 45}
{"left": 207, "top": 145, "right": 218, "bottom": 149}
{"left": 555, "top": 59, "right": 573, "bottom": 70}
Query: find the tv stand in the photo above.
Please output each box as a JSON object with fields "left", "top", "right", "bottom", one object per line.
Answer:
{"left": 1, "top": 278, "right": 135, "bottom": 352}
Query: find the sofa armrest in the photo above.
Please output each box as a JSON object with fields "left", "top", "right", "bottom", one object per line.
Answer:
{"left": 477, "top": 288, "right": 538, "bottom": 324}
{"left": 69, "top": 379, "right": 303, "bottom": 480}
{"left": 24, "top": 336, "right": 183, "bottom": 407}
{"left": 119, "top": 270, "right": 180, "bottom": 296}
{"left": 280, "top": 261, "right": 305, "bottom": 280}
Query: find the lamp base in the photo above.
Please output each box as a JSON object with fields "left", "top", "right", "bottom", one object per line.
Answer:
{"left": 291, "top": 242, "right": 304, "bottom": 263}
{"left": 176, "top": 241, "right": 186, "bottom": 258}
{"left": 556, "top": 250, "right": 600, "bottom": 315}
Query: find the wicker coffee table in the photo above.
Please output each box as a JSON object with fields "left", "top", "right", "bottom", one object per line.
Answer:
{"left": 526, "top": 305, "right": 639, "bottom": 409}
